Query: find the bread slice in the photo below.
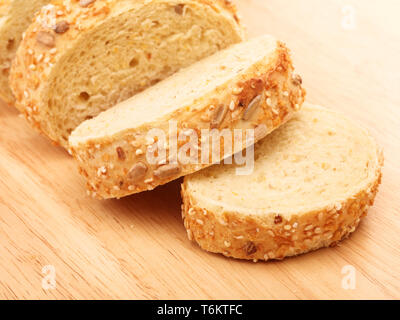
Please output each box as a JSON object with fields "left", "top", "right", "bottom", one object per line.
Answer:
{"left": 69, "top": 35, "right": 306, "bottom": 199}
{"left": 182, "top": 104, "right": 383, "bottom": 261}
{"left": 0, "top": 0, "right": 51, "bottom": 104}
{"left": 9, "top": 0, "right": 244, "bottom": 149}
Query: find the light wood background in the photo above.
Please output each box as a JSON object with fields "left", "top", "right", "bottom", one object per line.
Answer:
{"left": 0, "top": 0, "right": 399, "bottom": 300}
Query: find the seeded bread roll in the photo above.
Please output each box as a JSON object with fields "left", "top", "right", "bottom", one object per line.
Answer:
{"left": 0, "top": 0, "right": 51, "bottom": 104}
{"left": 69, "top": 35, "right": 306, "bottom": 199}
{"left": 9, "top": 0, "right": 244, "bottom": 148}
{"left": 182, "top": 104, "right": 383, "bottom": 261}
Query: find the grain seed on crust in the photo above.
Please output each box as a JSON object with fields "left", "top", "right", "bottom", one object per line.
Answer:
{"left": 116, "top": 147, "right": 126, "bottom": 160}
{"left": 154, "top": 163, "right": 181, "bottom": 179}
{"left": 254, "top": 124, "right": 269, "bottom": 142}
{"left": 128, "top": 162, "right": 147, "bottom": 182}
{"left": 243, "top": 241, "right": 257, "bottom": 255}
{"left": 80, "top": 0, "right": 96, "bottom": 7}
{"left": 274, "top": 215, "right": 283, "bottom": 224}
{"left": 292, "top": 74, "right": 303, "bottom": 86}
{"left": 174, "top": 4, "right": 185, "bottom": 15}
{"left": 242, "top": 95, "right": 262, "bottom": 121}
{"left": 54, "top": 21, "right": 70, "bottom": 34}
{"left": 36, "top": 31, "right": 55, "bottom": 47}
{"left": 210, "top": 104, "right": 229, "bottom": 129}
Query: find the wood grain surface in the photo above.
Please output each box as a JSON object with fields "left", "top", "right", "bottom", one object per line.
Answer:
{"left": 0, "top": 0, "right": 399, "bottom": 300}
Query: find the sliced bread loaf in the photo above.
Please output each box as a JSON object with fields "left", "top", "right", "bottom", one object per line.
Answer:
{"left": 0, "top": 0, "right": 51, "bottom": 104}
{"left": 182, "top": 103, "right": 383, "bottom": 261}
{"left": 10, "top": 0, "right": 244, "bottom": 148}
{"left": 69, "top": 35, "right": 306, "bottom": 199}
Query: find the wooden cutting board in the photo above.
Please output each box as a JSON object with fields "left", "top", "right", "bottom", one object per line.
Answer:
{"left": 0, "top": 0, "right": 399, "bottom": 300}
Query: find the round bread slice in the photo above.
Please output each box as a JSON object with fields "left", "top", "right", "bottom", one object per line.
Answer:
{"left": 69, "top": 35, "right": 306, "bottom": 199}
{"left": 182, "top": 103, "right": 384, "bottom": 261}
{"left": 0, "top": 0, "right": 51, "bottom": 104}
{"left": 9, "top": 0, "right": 244, "bottom": 148}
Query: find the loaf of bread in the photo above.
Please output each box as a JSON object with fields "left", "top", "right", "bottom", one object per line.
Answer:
{"left": 0, "top": 0, "right": 51, "bottom": 104}
{"left": 69, "top": 35, "right": 306, "bottom": 199}
{"left": 182, "top": 104, "right": 383, "bottom": 261}
{"left": 10, "top": 0, "right": 244, "bottom": 148}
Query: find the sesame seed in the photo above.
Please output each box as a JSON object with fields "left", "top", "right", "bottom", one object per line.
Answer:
{"left": 136, "top": 149, "right": 144, "bottom": 155}
{"left": 144, "top": 178, "right": 153, "bottom": 184}
{"left": 188, "top": 208, "right": 195, "bottom": 216}
{"left": 284, "top": 224, "right": 291, "bottom": 230}
{"left": 283, "top": 91, "right": 289, "bottom": 97}
{"left": 232, "top": 87, "right": 243, "bottom": 95}
{"left": 196, "top": 219, "right": 204, "bottom": 225}
{"left": 266, "top": 98, "right": 272, "bottom": 106}
{"left": 146, "top": 137, "right": 155, "bottom": 145}
{"left": 234, "top": 235, "right": 244, "bottom": 240}
{"left": 314, "top": 227, "right": 322, "bottom": 234}
{"left": 229, "top": 100, "right": 235, "bottom": 111}
{"left": 304, "top": 224, "right": 313, "bottom": 231}
{"left": 224, "top": 241, "right": 231, "bottom": 247}
{"left": 29, "top": 64, "right": 36, "bottom": 71}
{"left": 292, "top": 222, "right": 298, "bottom": 228}
{"left": 263, "top": 254, "right": 269, "bottom": 261}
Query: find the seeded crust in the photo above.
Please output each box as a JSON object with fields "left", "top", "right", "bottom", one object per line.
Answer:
{"left": 181, "top": 109, "right": 384, "bottom": 262}
{"left": 69, "top": 39, "right": 306, "bottom": 199}
{"left": 9, "top": 0, "right": 244, "bottom": 148}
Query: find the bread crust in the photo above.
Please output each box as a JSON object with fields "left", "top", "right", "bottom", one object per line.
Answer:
{"left": 181, "top": 116, "right": 384, "bottom": 262}
{"left": 69, "top": 40, "right": 306, "bottom": 199}
{"left": 9, "top": 0, "right": 244, "bottom": 147}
